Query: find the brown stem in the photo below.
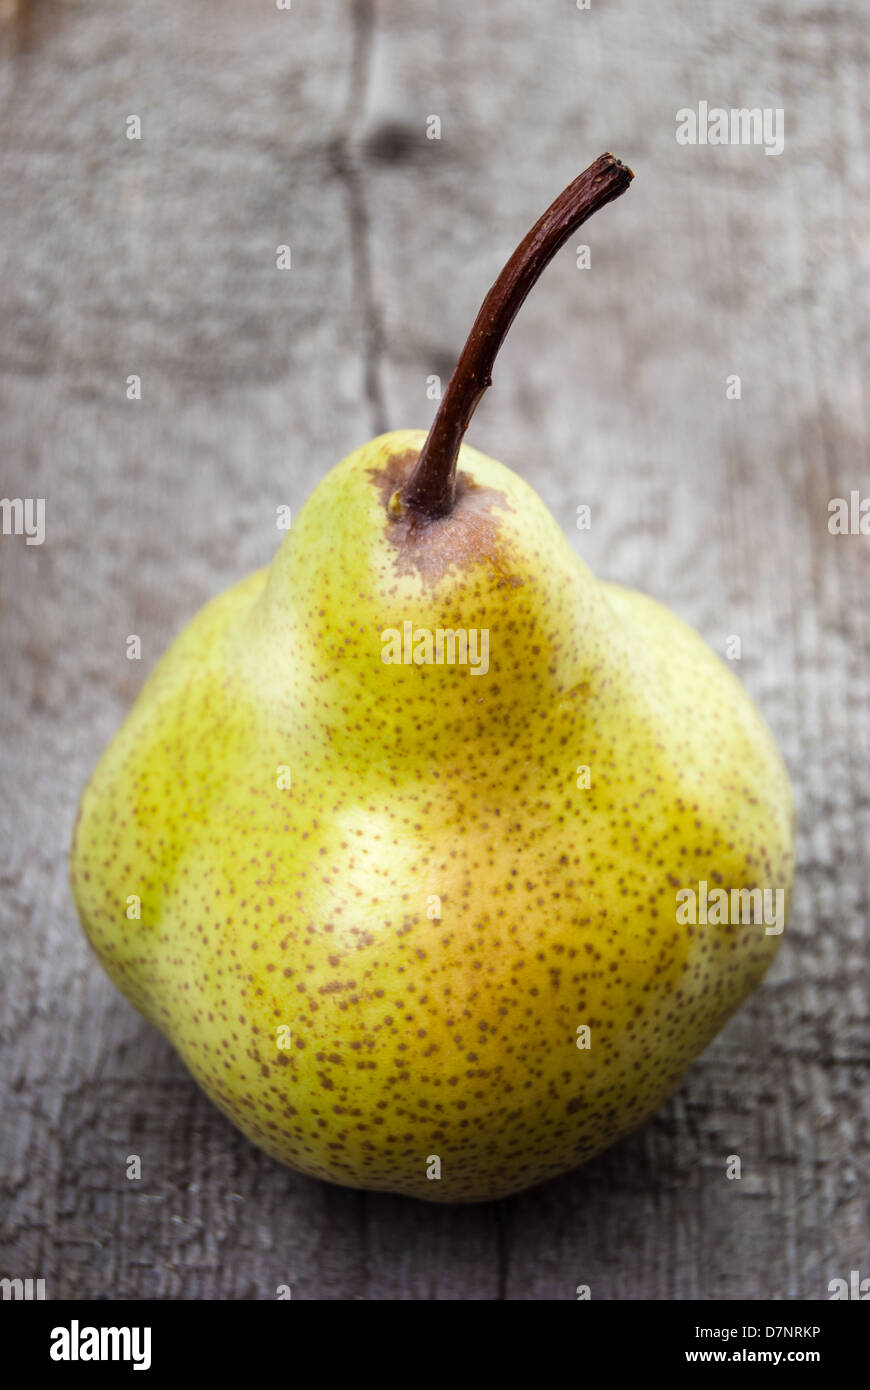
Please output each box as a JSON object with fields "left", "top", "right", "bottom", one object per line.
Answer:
{"left": 397, "top": 153, "right": 634, "bottom": 521}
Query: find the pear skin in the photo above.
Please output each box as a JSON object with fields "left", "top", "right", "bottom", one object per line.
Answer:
{"left": 71, "top": 430, "right": 794, "bottom": 1202}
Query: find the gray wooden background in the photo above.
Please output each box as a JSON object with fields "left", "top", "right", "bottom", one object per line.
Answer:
{"left": 1, "top": 0, "right": 868, "bottom": 1300}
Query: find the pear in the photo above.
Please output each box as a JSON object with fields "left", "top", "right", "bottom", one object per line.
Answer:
{"left": 71, "top": 156, "right": 794, "bottom": 1202}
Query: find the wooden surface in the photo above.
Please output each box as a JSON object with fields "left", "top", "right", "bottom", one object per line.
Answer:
{"left": 1, "top": 0, "right": 868, "bottom": 1300}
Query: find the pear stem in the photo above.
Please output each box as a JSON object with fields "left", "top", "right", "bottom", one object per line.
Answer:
{"left": 398, "top": 153, "right": 634, "bottom": 521}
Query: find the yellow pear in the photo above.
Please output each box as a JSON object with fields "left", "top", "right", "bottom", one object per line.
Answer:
{"left": 71, "top": 156, "right": 794, "bottom": 1201}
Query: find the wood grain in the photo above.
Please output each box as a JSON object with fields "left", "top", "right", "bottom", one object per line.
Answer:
{"left": 1, "top": 0, "right": 867, "bottom": 1299}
